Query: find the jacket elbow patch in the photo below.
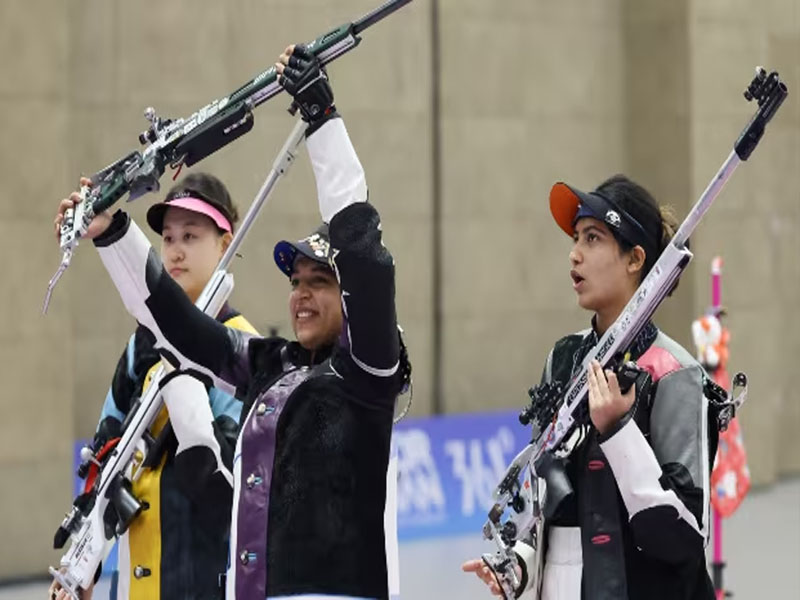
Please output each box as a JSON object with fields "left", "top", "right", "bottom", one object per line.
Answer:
{"left": 629, "top": 505, "right": 705, "bottom": 564}
{"left": 174, "top": 446, "right": 223, "bottom": 500}
{"left": 659, "top": 461, "right": 705, "bottom": 529}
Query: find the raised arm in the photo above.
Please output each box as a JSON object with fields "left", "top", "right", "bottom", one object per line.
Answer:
{"left": 311, "top": 121, "right": 400, "bottom": 378}
{"left": 277, "top": 44, "right": 400, "bottom": 384}
{"left": 54, "top": 177, "right": 255, "bottom": 395}
{"left": 91, "top": 212, "right": 253, "bottom": 395}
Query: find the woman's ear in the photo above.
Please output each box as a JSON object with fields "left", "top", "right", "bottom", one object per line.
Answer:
{"left": 221, "top": 231, "right": 233, "bottom": 253}
{"left": 628, "top": 245, "right": 646, "bottom": 275}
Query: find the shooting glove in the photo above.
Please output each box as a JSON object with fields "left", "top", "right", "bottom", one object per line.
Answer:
{"left": 279, "top": 44, "right": 338, "bottom": 132}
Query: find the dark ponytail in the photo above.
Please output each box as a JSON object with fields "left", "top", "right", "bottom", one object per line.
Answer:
{"left": 594, "top": 174, "right": 684, "bottom": 291}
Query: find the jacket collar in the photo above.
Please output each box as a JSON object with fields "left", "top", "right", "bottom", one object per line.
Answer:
{"left": 572, "top": 317, "right": 659, "bottom": 378}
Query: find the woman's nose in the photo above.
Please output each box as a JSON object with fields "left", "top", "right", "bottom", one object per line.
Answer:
{"left": 569, "top": 246, "right": 581, "bottom": 266}
{"left": 293, "top": 282, "right": 311, "bottom": 298}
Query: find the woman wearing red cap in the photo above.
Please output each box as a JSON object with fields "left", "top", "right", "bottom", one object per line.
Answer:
{"left": 50, "top": 173, "right": 258, "bottom": 600}
{"left": 464, "top": 175, "right": 716, "bottom": 599}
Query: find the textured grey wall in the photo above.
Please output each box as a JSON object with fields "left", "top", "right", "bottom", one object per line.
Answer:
{"left": 0, "top": 0, "right": 797, "bottom": 580}
{"left": 686, "top": 0, "right": 800, "bottom": 483}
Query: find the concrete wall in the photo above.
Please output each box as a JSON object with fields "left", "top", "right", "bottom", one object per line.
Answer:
{"left": 438, "top": 1, "right": 628, "bottom": 413}
{"left": 0, "top": 0, "right": 797, "bottom": 579}
{"left": 687, "top": 0, "right": 800, "bottom": 486}
{"left": 0, "top": 0, "right": 76, "bottom": 579}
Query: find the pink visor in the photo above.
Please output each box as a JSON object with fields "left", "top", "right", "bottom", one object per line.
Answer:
{"left": 148, "top": 196, "right": 233, "bottom": 234}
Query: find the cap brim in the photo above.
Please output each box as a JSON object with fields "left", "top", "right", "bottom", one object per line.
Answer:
{"left": 549, "top": 182, "right": 585, "bottom": 237}
{"left": 274, "top": 241, "right": 298, "bottom": 277}
{"left": 147, "top": 197, "right": 233, "bottom": 235}
{"left": 146, "top": 203, "right": 169, "bottom": 235}
{"left": 146, "top": 198, "right": 233, "bottom": 235}
{"left": 550, "top": 182, "right": 616, "bottom": 238}
{"left": 273, "top": 240, "right": 330, "bottom": 277}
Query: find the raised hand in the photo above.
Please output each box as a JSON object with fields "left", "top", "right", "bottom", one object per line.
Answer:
{"left": 54, "top": 177, "right": 112, "bottom": 243}
{"left": 275, "top": 44, "right": 335, "bottom": 124}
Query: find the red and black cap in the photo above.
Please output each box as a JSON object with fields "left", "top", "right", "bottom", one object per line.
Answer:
{"left": 273, "top": 223, "right": 332, "bottom": 277}
{"left": 550, "top": 182, "right": 658, "bottom": 257}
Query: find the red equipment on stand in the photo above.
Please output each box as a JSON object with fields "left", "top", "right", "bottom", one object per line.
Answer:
{"left": 692, "top": 257, "right": 751, "bottom": 599}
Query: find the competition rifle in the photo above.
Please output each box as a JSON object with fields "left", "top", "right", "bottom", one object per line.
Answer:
{"left": 43, "top": 0, "right": 414, "bottom": 313}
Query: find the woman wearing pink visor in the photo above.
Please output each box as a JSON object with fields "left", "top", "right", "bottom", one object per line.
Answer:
{"left": 465, "top": 175, "right": 717, "bottom": 600}
{"left": 50, "top": 173, "right": 257, "bottom": 600}
{"left": 146, "top": 180, "right": 237, "bottom": 305}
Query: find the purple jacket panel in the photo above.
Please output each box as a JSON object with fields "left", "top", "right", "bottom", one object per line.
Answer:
{"left": 234, "top": 367, "right": 311, "bottom": 600}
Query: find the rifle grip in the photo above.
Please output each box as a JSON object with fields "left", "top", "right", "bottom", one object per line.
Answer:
{"left": 615, "top": 361, "right": 640, "bottom": 395}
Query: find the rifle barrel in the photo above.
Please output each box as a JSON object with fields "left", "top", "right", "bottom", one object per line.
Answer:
{"left": 354, "top": 0, "right": 414, "bottom": 34}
